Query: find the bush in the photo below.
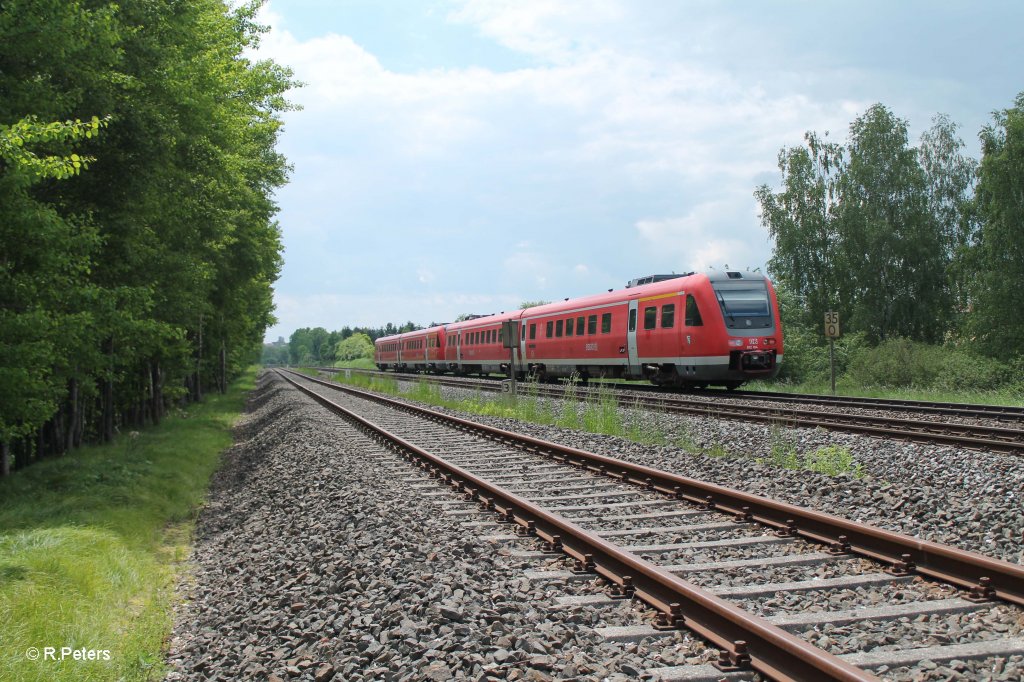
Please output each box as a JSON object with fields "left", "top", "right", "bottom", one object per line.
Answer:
{"left": 846, "top": 338, "right": 1009, "bottom": 391}
{"left": 777, "top": 327, "right": 868, "bottom": 385}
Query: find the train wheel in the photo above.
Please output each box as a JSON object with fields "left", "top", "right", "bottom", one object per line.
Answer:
{"left": 724, "top": 381, "right": 743, "bottom": 391}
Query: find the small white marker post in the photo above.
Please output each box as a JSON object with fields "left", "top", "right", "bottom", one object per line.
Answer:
{"left": 824, "top": 311, "right": 840, "bottom": 395}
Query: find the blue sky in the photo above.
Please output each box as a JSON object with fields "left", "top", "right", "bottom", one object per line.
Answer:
{"left": 257, "top": 0, "right": 1024, "bottom": 341}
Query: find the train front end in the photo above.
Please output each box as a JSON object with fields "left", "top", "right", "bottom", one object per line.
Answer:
{"left": 708, "top": 271, "right": 782, "bottom": 384}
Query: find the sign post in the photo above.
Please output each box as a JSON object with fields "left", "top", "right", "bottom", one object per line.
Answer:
{"left": 824, "top": 311, "right": 840, "bottom": 395}
{"left": 501, "top": 320, "right": 520, "bottom": 396}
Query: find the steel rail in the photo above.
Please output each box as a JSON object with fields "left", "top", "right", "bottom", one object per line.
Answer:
{"left": 286, "top": 369, "right": 1024, "bottom": 607}
{"left": 276, "top": 370, "right": 878, "bottom": 682}
{"left": 316, "top": 367, "right": 1024, "bottom": 421}
{"left": 314, "top": 368, "right": 1024, "bottom": 455}
{"left": 712, "top": 389, "right": 1024, "bottom": 420}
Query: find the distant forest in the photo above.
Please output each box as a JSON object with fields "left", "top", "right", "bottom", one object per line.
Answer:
{"left": 263, "top": 323, "right": 424, "bottom": 366}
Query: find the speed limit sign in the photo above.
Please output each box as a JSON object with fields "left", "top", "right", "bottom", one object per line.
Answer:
{"left": 824, "top": 311, "right": 840, "bottom": 338}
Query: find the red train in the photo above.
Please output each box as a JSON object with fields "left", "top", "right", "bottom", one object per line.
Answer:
{"left": 373, "top": 270, "right": 783, "bottom": 388}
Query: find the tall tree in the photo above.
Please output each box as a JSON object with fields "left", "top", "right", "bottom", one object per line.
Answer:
{"left": 0, "top": 0, "right": 296, "bottom": 474}
{"left": 918, "top": 113, "right": 978, "bottom": 331}
{"left": 754, "top": 131, "right": 845, "bottom": 329}
{"left": 969, "top": 92, "right": 1024, "bottom": 359}
{"left": 836, "top": 104, "right": 941, "bottom": 342}
{"left": 756, "top": 103, "right": 972, "bottom": 344}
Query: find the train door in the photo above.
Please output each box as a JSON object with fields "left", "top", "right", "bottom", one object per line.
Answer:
{"left": 518, "top": 318, "right": 527, "bottom": 373}
{"left": 456, "top": 331, "right": 462, "bottom": 371}
{"left": 627, "top": 299, "right": 640, "bottom": 377}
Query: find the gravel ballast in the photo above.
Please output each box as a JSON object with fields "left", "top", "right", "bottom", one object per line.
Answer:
{"left": 166, "top": 372, "right": 1024, "bottom": 681}
{"left": 384, "top": 377, "right": 1024, "bottom": 567}
{"left": 166, "top": 375, "right": 715, "bottom": 681}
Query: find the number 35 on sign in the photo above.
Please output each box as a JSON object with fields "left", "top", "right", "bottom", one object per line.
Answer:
{"left": 824, "top": 311, "right": 840, "bottom": 338}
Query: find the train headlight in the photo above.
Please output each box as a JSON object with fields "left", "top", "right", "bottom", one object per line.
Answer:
{"left": 728, "top": 339, "right": 743, "bottom": 347}
{"left": 764, "top": 337, "right": 776, "bottom": 345}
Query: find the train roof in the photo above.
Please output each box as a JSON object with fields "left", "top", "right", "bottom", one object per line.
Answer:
{"left": 518, "top": 271, "right": 705, "bottom": 318}
{"left": 374, "top": 324, "right": 446, "bottom": 345}
{"left": 373, "top": 270, "right": 770, "bottom": 342}
{"left": 442, "top": 310, "right": 521, "bottom": 332}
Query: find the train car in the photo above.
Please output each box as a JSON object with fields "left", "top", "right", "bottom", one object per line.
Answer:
{"left": 374, "top": 325, "right": 447, "bottom": 372}
{"left": 512, "top": 270, "right": 781, "bottom": 388}
{"left": 374, "top": 332, "right": 404, "bottom": 370}
{"left": 442, "top": 313, "right": 521, "bottom": 375}
{"left": 373, "top": 269, "right": 782, "bottom": 388}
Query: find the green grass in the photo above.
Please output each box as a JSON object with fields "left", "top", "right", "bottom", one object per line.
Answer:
{"left": 332, "top": 358, "right": 377, "bottom": 370}
{"left": 754, "top": 425, "right": 862, "bottom": 477}
{"left": 745, "top": 378, "right": 1024, "bottom": 407}
{"left": 0, "top": 368, "right": 254, "bottom": 682}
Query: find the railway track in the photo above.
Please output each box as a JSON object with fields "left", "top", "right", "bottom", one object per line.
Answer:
{"left": 278, "top": 369, "right": 1024, "bottom": 681}
{"left": 311, "top": 368, "right": 1024, "bottom": 455}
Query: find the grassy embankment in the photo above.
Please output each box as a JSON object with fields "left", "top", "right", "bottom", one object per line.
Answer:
{"left": 321, "top": 371, "right": 862, "bottom": 477}
{"left": 0, "top": 368, "right": 255, "bottom": 682}
{"left": 744, "top": 378, "right": 1024, "bottom": 406}
{"left": 331, "top": 358, "right": 377, "bottom": 370}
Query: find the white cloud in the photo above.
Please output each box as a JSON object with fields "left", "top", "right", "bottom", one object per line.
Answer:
{"left": 256, "top": 0, "right": 1021, "bottom": 339}
{"left": 502, "top": 248, "right": 550, "bottom": 289}
{"left": 634, "top": 198, "right": 764, "bottom": 273}
{"left": 271, "top": 291, "right": 522, "bottom": 335}
{"left": 447, "top": 0, "right": 624, "bottom": 62}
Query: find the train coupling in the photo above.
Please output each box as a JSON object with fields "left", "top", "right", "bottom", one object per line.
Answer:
{"left": 735, "top": 349, "right": 775, "bottom": 372}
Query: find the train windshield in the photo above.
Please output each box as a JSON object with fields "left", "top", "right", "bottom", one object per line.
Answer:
{"left": 713, "top": 285, "right": 773, "bottom": 329}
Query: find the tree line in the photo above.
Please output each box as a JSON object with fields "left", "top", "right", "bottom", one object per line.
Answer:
{"left": 266, "top": 323, "right": 423, "bottom": 366}
{"left": 1, "top": 0, "right": 296, "bottom": 476}
{"left": 758, "top": 94, "right": 1024, "bottom": 387}
{"left": 269, "top": 301, "right": 555, "bottom": 367}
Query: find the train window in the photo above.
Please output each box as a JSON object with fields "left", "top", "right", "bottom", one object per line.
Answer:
{"left": 556, "top": 319, "right": 563, "bottom": 337}
{"left": 685, "top": 295, "right": 704, "bottom": 326}
{"left": 601, "top": 312, "right": 612, "bottom": 333}
{"left": 530, "top": 323, "right": 536, "bottom": 340}
{"left": 546, "top": 321, "right": 553, "bottom": 338}
{"left": 644, "top": 306, "right": 657, "bottom": 330}
{"left": 565, "top": 318, "right": 574, "bottom": 336}
{"left": 662, "top": 304, "right": 675, "bottom": 328}
{"left": 576, "top": 317, "right": 584, "bottom": 335}
{"left": 628, "top": 308, "right": 637, "bottom": 332}
{"left": 588, "top": 315, "right": 597, "bottom": 335}
{"left": 522, "top": 324, "right": 527, "bottom": 340}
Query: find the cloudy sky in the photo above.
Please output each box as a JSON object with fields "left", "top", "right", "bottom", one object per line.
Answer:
{"left": 257, "top": 0, "right": 1023, "bottom": 341}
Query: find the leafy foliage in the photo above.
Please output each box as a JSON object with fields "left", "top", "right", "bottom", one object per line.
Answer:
{"left": 968, "top": 92, "right": 1024, "bottom": 360}
{"left": 757, "top": 104, "right": 975, "bottom": 343}
{"left": 335, "top": 333, "right": 375, "bottom": 362}
{"left": 846, "top": 338, "right": 1010, "bottom": 392}
{"left": 0, "top": 0, "right": 296, "bottom": 473}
